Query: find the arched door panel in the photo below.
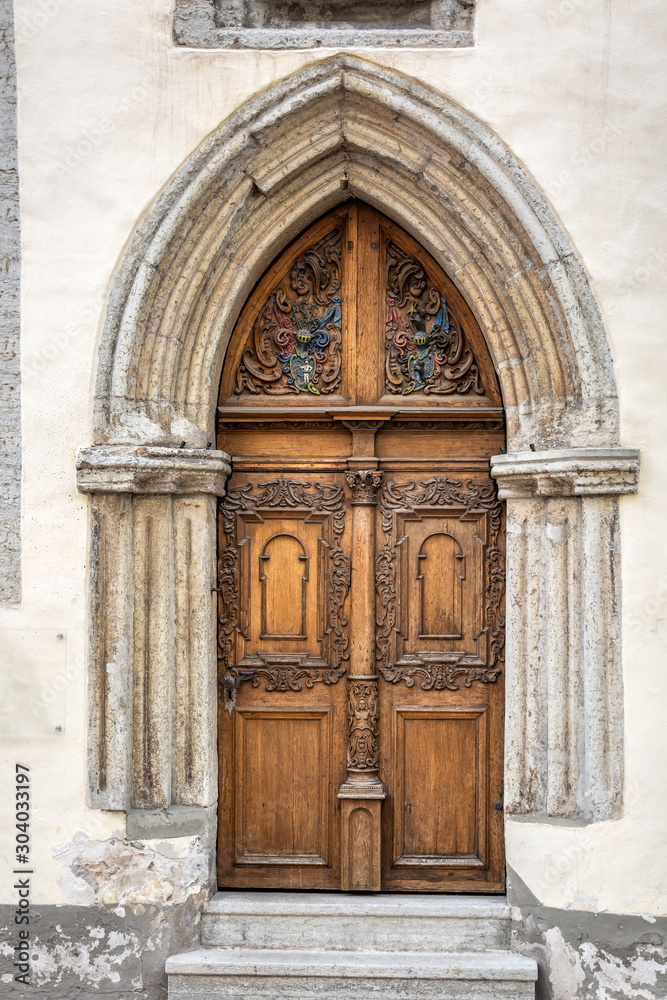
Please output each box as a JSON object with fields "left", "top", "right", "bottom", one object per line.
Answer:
{"left": 217, "top": 202, "right": 505, "bottom": 892}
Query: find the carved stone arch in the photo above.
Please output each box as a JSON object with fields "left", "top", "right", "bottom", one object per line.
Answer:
{"left": 94, "top": 54, "right": 617, "bottom": 452}
{"left": 77, "top": 55, "right": 639, "bottom": 838}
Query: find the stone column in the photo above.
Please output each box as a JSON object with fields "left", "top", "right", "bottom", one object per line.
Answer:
{"left": 77, "top": 445, "right": 231, "bottom": 838}
{"left": 491, "top": 448, "right": 640, "bottom": 823}
{"left": 338, "top": 467, "right": 386, "bottom": 891}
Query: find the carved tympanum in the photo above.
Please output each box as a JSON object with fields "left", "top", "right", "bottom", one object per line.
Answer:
{"left": 385, "top": 239, "right": 484, "bottom": 396}
{"left": 375, "top": 476, "right": 505, "bottom": 689}
{"left": 218, "top": 477, "right": 351, "bottom": 701}
{"left": 234, "top": 228, "right": 343, "bottom": 396}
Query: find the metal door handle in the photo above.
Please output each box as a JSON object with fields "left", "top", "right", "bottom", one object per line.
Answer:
{"left": 219, "top": 669, "right": 256, "bottom": 692}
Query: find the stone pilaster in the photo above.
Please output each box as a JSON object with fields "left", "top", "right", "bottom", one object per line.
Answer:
{"left": 491, "top": 447, "right": 639, "bottom": 822}
{"left": 77, "top": 446, "right": 230, "bottom": 817}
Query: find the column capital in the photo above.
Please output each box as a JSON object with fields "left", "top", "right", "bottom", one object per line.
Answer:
{"left": 346, "top": 469, "right": 384, "bottom": 505}
{"left": 76, "top": 444, "right": 231, "bottom": 496}
{"left": 491, "top": 447, "right": 640, "bottom": 500}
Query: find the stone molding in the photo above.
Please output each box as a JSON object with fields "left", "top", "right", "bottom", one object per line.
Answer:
{"left": 503, "top": 491, "right": 624, "bottom": 821}
{"left": 0, "top": 0, "right": 21, "bottom": 603}
{"left": 81, "top": 58, "right": 638, "bottom": 829}
{"left": 76, "top": 445, "right": 231, "bottom": 496}
{"left": 77, "top": 447, "right": 231, "bottom": 815}
{"left": 95, "top": 56, "right": 619, "bottom": 453}
{"left": 173, "top": 0, "right": 475, "bottom": 50}
{"left": 489, "top": 448, "right": 640, "bottom": 822}
{"left": 491, "top": 448, "right": 640, "bottom": 499}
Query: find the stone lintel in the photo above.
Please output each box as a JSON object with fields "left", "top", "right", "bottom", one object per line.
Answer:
{"left": 491, "top": 448, "right": 640, "bottom": 499}
{"left": 76, "top": 445, "right": 231, "bottom": 496}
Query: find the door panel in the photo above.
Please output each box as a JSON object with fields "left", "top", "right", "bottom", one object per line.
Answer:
{"left": 234, "top": 708, "right": 333, "bottom": 867}
{"left": 392, "top": 707, "right": 487, "bottom": 865}
{"left": 217, "top": 202, "right": 506, "bottom": 892}
{"left": 377, "top": 473, "right": 505, "bottom": 891}
{"left": 217, "top": 471, "right": 351, "bottom": 889}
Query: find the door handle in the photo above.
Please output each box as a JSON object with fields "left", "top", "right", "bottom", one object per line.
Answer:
{"left": 219, "top": 669, "right": 256, "bottom": 692}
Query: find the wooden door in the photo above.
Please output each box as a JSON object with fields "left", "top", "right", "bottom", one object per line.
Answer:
{"left": 217, "top": 202, "right": 506, "bottom": 892}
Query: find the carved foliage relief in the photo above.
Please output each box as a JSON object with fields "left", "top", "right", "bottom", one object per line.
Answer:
{"left": 375, "top": 476, "right": 505, "bottom": 690}
{"left": 235, "top": 228, "right": 343, "bottom": 396}
{"left": 218, "top": 478, "right": 351, "bottom": 702}
{"left": 385, "top": 239, "right": 485, "bottom": 396}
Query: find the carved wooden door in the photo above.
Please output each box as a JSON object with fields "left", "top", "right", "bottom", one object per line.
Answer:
{"left": 217, "top": 203, "right": 506, "bottom": 891}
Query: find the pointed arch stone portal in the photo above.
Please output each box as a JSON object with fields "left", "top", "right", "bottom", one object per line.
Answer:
{"left": 76, "top": 56, "right": 639, "bottom": 843}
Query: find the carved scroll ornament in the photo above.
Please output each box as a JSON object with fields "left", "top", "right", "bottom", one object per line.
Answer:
{"left": 375, "top": 476, "right": 505, "bottom": 689}
{"left": 385, "top": 240, "right": 485, "bottom": 397}
{"left": 235, "top": 228, "right": 343, "bottom": 396}
{"left": 218, "top": 478, "right": 351, "bottom": 698}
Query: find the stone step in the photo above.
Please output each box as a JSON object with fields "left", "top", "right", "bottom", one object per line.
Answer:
{"left": 166, "top": 947, "right": 538, "bottom": 1000}
{"left": 201, "top": 891, "right": 512, "bottom": 952}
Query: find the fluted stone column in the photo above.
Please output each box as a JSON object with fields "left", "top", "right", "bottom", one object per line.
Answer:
{"left": 77, "top": 445, "right": 231, "bottom": 836}
{"left": 491, "top": 448, "right": 640, "bottom": 823}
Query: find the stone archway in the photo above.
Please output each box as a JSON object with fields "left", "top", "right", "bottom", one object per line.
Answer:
{"left": 76, "top": 56, "right": 639, "bottom": 854}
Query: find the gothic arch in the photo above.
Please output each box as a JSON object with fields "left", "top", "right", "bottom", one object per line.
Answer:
{"left": 78, "top": 56, "right": 639, "bottom": 835}
{"left": 95, "top": 55, "right": 617, "bottom": 452}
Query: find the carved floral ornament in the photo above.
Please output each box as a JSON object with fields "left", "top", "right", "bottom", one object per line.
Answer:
{"left": 385, "top": 241, "right": 485, "bottom": 397}
{"left": 234, "top": 228, "right": 343, "bottom": 396}
{"left": 375, "top": 475, "right": 505, "bottom": 691}
{"left": 218, "top": 477, "right": 351, "bottom": 702}
{"left": 229, "top": 221, "right": 489, "bottom": 401}
{"left": 346, "top": 470, "right": 383, "bottom": 505}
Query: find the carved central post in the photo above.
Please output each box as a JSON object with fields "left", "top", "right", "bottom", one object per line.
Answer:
{"left": 341, "top": 469, "right": 385, "bottom": 795}
{"left": 336, "top": 416, "right": 388, "bottom": 891}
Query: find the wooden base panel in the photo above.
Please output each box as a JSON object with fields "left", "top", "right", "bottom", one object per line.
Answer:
{"left": 340, "top": 798, "right": 383, "bottom": 891}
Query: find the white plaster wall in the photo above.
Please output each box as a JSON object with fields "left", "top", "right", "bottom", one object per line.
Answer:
{"left": 0, "top": 0, "right": 665, "bottom": 916}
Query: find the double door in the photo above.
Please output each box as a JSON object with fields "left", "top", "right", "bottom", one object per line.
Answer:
{"left": 216, "top": 202, "right": 505, "bottom": 891}
{"left": 216, "top": 451, "right": 505, "bottom": 892}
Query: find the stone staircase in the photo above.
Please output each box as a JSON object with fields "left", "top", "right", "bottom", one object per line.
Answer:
{"left": 166, "top": 891, "right": 538, "bottom": 999}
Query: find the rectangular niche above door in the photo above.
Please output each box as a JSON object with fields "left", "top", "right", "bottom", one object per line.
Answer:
{"left": 173, "top": 0, "right": 475, "bottom": 50}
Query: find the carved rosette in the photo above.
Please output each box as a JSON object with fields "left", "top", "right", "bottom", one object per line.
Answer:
{"left": 218, "top": 477, "right": 351, "bottom": 698}
{"left": 346, "top": 470, "right": 383, "bottom": 505}
{"left": 375, "top": 476, "right": 505, "bottom": 690}
{"left": 385, "top": 239, "right": 485, "bottom": 397}
{"left": 234, "top": 228, "right": 343, "bottom": 396}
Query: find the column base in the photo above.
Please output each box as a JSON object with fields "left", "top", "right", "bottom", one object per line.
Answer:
{"left": 338, "top": 782, "right": 385, "bottom": 891}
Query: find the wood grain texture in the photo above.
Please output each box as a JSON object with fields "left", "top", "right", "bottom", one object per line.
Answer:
{"left": 217, "top": 203, "right": 505, "bottom": 891}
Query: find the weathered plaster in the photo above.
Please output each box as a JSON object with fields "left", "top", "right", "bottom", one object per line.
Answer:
{"left": 0, "top": 897, "right": 204, "bottom": 999}
{"left": 507, "top": 869, "right": 667, "bottom": 999}
{"left": 0, "top": 0, "right": 20, "bottom": 603}
{"left": 54, "top": 832, "right": 210, "bottom": 907}
{"left": 514, "top": 911, "right": 667, "bottom": 1000}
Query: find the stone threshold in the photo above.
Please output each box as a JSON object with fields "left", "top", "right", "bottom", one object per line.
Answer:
{"left": 166, "top": 948, "right": 537, "bottom": 980}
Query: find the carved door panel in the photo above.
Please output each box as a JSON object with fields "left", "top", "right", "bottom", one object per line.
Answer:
{"left": 376, "top": 477, "right": 505, "bottom": 891}
{"left": 217, "top": 201, "right": 506, "bottom": 891}
{"left": 217, "top": 473, "right": 351, "bottom": 889}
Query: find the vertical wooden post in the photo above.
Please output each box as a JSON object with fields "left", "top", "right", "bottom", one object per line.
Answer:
{"left": 339, "top": 457, "right": 386, "bottom": 891}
